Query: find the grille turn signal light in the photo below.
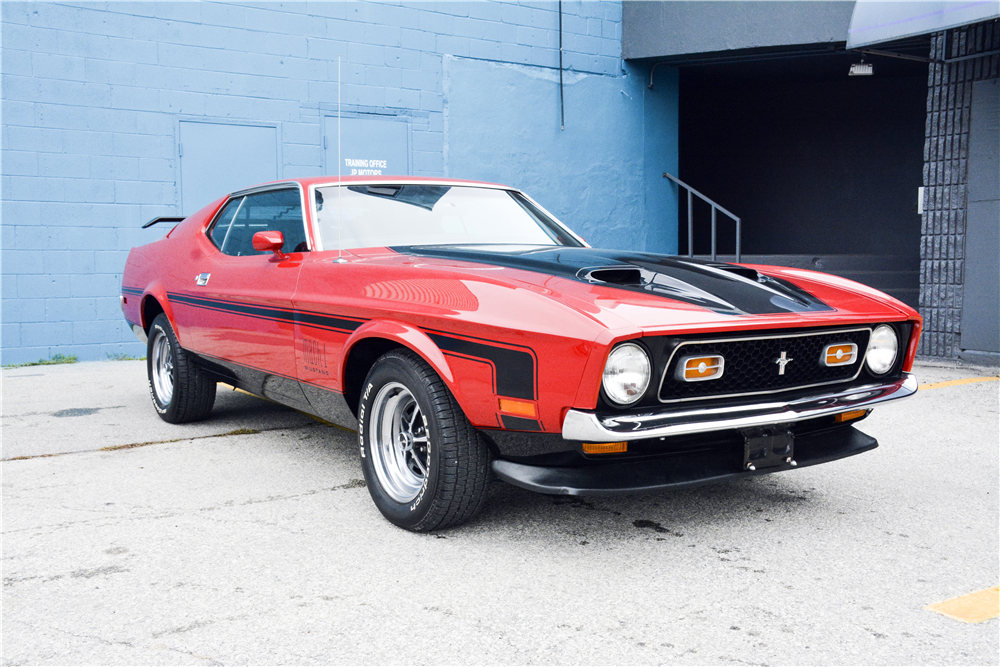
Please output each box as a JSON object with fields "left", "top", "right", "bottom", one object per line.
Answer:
{"left": 583, "top": 441, "right": 628, "bottom": 454}
{"left": 675, "top": 355, "right": 724, "bottom": 382}
{"left": 834, "top": 409, "right": 868, "bottom": 422}
{"left": 823, "top": 342, "right": 858, "bottom": 367}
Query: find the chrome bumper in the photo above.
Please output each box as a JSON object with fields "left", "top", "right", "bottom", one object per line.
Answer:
{"left": 131, "top": 323, "right": 147, "bottom": 344}
{"left": 562, "top": 372, "right": 918, "bottom": 442}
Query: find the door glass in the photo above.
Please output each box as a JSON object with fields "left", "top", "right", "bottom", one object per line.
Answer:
{"left": 208, "top": 189, "right": 308, "bottom": 257}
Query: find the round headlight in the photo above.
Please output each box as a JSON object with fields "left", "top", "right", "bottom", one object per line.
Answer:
{"left": 865, "top": 325, "right": 898, "bottom": 375}
{"left": 602, "top": 343, "right": 651, "bottom": 405}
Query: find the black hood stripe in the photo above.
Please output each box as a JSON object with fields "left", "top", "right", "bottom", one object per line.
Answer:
{"left": 392, "top": 246, "right": 833, "bottom": 316}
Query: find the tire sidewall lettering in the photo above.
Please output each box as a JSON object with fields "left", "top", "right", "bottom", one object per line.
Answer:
{"left": 357, "top": 382, "right": 372, "bottom": 459}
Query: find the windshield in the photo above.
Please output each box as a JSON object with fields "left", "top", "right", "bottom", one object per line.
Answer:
{"left": 312, "top": 184, "right": 583, "bottom": 250}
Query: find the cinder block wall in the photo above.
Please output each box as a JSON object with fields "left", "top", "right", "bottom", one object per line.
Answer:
{"left": 1, "top": 1, "right": 679, "bottom": 365}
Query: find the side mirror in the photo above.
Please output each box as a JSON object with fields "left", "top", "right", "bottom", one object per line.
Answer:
{"left": 252, "top": 230, "right": 288, "bottom": 260}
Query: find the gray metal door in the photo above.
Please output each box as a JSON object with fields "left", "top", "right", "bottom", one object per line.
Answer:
{"left": 179, "top": 121, "right": 278, "bottom": 215}
{"left": 961, "top": 78, "right": 999, "bottom": 355}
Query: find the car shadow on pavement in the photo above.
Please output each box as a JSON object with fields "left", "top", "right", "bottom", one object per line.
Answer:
{"left": 463, "top": 473, "right": 825, "bottom": 540}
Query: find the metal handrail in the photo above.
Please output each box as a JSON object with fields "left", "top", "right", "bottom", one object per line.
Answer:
{"left": 663, "top": 172, "right": 742, "bottom": 262}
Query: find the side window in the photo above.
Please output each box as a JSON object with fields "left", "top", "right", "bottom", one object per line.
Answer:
{"left": 208, "top": 197, "right": 245, "bottom": 251}
{"left": 206, "top": 189, "right": 308, "bottom": 257}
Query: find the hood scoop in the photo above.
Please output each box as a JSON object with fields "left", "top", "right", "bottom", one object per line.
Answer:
{"left": 578, "top": 266, "right": 645, "bottom": 286}
{"left": 712, "top": 265, "right": 763, "bottom": 282}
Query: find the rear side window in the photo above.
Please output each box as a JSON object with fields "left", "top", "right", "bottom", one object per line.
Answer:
{"left": 207, "top": 189, "right": 308, "bottom": 256}
{"left": 209, "top": 197, "right": 245, "bottom": 250}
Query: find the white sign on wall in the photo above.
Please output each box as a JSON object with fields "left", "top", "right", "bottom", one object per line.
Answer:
{"left": 324, "top": 116, "right": 409, "bottom": 177}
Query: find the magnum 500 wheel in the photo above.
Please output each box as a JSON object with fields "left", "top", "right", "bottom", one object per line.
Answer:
{"left": 358, "top": 349, "right": 492, "bottom": 531}
{"left": 147, "top": 313, "right": 216, "bottom": 423}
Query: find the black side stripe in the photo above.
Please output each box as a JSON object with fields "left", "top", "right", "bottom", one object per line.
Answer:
{"left": 167, "top": 292, "right": 364, "bottom": 333}
{"left": 121, "top": 286, "right": 143, "bottom": 296}
{"left": 426, "top": 331, "right": 536, "bottom": 401}
{"left": 166, "top": 292, "right": 537, "bottom": 400}
{"left": 170, "top": 292, "right": 296, "bottom": 325}
{"left": 293, "top": 309, "right": 365, "bottom": 333}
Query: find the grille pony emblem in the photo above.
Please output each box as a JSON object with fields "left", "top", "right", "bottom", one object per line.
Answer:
{"left": 775, "top": 351, "right": 794, "bottom": 375}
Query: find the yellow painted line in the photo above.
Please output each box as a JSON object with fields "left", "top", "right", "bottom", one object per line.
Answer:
{"left": 919, "top": 376, "right": 999, "bottom": 391}
{"left": 926, "top": 587, "right": 1000, "bottom": 624}
{"left": 220, "top": 382, "right": 275, "bottom": 402}
{"left": 302, "top": 412, "right": 357, "bottom": 434}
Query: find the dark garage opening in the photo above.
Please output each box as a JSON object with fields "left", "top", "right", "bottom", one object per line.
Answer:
{"left": 677, "top": 51, "right": 927, "bottom": 307}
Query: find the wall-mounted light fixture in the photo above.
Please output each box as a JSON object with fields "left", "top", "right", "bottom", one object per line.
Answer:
{"left": 849, "top": 58, "right": 873, "bottom": 76}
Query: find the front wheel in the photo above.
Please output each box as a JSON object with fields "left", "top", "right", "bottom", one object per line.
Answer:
{"left": 147, "top": 313, "right": 216, "bottom": 423}
{"left": 358, "top": 349, "right": 491, "bottom": 531}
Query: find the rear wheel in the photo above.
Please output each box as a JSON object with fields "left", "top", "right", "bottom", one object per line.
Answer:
{"left": 147, "top": 313, "right": 216, "bottom": 423}
{"left": 358, "top": 349, "right": 491, "bottom": 531}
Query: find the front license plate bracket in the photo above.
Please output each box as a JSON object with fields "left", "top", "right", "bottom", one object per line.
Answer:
{"left": 741, "top": 427, "right": 794, "bottom": 471}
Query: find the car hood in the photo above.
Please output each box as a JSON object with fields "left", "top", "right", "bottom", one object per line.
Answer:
{"left": 388, "top": 245, "right": 913, "bottom": 334}
{"left": 397, "top": 245, "right": 833, "bottom": 315}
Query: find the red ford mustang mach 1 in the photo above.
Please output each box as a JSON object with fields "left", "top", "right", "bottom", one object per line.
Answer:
{"left": 122, "top": 177, "right": 922, "bottom": 531}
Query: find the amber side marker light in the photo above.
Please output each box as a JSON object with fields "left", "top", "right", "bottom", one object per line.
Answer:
{"left": 498, "top": 398, "right": 537, "bottom": 418}
{"left": 834, "top": 409, "right": 868, "bottom": 423}
{"left": 583, "top": 441, "right": 628, "bottom": 455}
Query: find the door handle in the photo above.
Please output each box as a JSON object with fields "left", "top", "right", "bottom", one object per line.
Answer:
{"left": 196, "top": 273, "right": 210, "bottom": 286}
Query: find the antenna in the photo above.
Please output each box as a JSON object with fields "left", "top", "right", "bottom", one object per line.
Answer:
{"left": 335, "top": 54, "right": 347, "bottom": 263}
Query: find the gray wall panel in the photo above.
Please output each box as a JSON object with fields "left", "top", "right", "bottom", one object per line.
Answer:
{"left": 623, "top": 1, "right": 855, "bottom": 60}
{"left": 961, "top": 77, "right": 999, "bottom": 354}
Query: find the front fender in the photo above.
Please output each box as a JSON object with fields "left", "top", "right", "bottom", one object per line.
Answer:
{"left": 341, "top": 318, "right": 474, "bottom": 413}
{"left": 344, "top": 319, "right": 456, "bottom": 386}
{"left": 342, "top": 320, "right": 522, "bottom": 429}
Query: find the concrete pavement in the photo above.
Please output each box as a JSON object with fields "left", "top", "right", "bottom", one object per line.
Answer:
{"left": 2, "top": 359, "right": 997, "bottom": 665}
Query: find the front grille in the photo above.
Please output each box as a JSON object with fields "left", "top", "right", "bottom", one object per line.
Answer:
{"left": 658, "top": 327, "right": 871, "bottom": 403}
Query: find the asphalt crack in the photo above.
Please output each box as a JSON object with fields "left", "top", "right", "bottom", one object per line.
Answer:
{"left": 3, "top": 424, "right": 319, "bottom": 462}
{"left": 152, "top": 619, "right": 215, "bottom": 638}
{"left": 5, "top": 618, "right": 136, "bottom": 650}
{"left": 71, "top": 565, "right": 129, "bottom": 579}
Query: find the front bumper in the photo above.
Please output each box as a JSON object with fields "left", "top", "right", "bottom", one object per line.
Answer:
{"left": 562, "top": 372, "right": 917, "bottom": 443}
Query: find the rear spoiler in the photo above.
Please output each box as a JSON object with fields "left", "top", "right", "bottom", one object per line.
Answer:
{"left": 142, "top": 216, "right": 186, "bottom": 229}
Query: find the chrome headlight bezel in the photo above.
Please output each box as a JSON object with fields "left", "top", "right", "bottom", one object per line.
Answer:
{"left": 865, "top": 324, "right": 899, "bottom": 376}
{"left": 601, "top": 342, "right": 652, "bottom": 406}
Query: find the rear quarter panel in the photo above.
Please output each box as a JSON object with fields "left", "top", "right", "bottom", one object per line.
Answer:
{"left": 121, "top": 197, "right": 228, "bottom": 348}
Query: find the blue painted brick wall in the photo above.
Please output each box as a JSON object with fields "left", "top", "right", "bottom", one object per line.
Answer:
{"left": 1, "top": 0, "right": 677, "bottom": 365}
